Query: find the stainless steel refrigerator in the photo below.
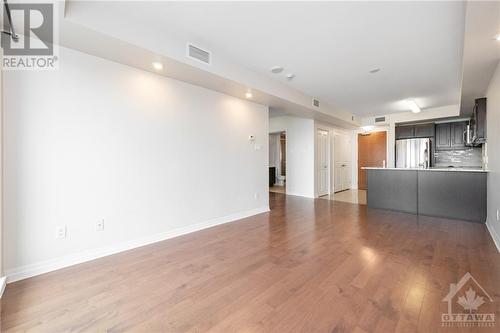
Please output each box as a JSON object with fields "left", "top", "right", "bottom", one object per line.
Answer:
{"left": 396, "top": 138, "right": 431, "bottom": 169}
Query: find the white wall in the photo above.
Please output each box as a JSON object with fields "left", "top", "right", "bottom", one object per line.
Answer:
{"left": 486, "top": 62, "right": 500, "bottom": 251}
{"left": 269, "top": 116, "right": 315, "bottom": 198}
{"left": 3, "top": 46, "right": 270, "bottom": 281}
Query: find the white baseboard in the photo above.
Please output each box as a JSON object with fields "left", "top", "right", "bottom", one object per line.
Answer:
{"left": 5, "top": 206, "right": 270, "bottom": 283}
{"left": 486, "top": 220, "right": 500, "bottom": 253}
{"left": 285, "top": 191, "right": 315, "bottom": 199}
{"left": 0, "top": 276, "right": 6, "bottom": 298}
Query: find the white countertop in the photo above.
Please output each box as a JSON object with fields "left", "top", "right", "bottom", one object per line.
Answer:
{"left": 362, "top": 167, "right": 489, "bottom": 173}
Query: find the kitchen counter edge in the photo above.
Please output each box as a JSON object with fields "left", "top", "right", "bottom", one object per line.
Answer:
{"left": 361, "top": 167, "right": 489, "bottom": 173}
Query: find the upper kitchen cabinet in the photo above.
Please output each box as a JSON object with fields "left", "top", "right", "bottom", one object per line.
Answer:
{"left": 395, "top": 125, "right": 414, "bottom": 139}
{"left": 435, "top": 123, "right": 451, "bottom": 150}
{"left": 435, "top": 121, "right": 467, "bottom": 150}
{"left": 414, "top": 123, "right": 435, "bottom": 138}
{"left": 396, "top": 123, "right": 434, "bottom": 140}
{"left": 451, "top": 122, "right": 466, "bottom": 149}
{"left": 474, "top": 97, "right": 487, "bottom": 142}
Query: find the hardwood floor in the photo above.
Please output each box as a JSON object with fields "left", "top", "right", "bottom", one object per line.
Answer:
{"left": 320, "top": 189, "right": 367, "bottom": 205}
{"left": 269, "top": 185, "right": 286, "bottom": 194}
{"left": 2, "top": 192, "right": 499, "bottom": 332}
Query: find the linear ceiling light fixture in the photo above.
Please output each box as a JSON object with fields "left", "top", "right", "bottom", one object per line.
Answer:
{"left": 152, "top": 61, "right": 163, "bottom": 70}
{"left": 406, "top": 99, "right": 421, "bottom": 113}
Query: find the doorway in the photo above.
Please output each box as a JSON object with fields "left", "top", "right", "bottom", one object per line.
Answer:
{"left": 358, "top": 131, "right": 387, "bottom": 190}
{"left": 269, "top": 132, "right": 286, "bottom": 194}
{"left": 316, "top": 129, "right": 330, "bottom": 196}
{"left": 333, "top": 133, "right": 352, "bottom": 193}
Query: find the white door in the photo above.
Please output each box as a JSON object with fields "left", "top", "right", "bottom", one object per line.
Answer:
{"left": 316, "top": 130, "right": 330, "bottom": 196}
{"left": 334, "top": 134, "right": 352, "bottom": 192}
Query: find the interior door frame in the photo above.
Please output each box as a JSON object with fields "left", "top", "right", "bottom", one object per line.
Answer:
{"left": 269, "top": 130, "right": 287, "bottom": 194}
{"left": 316, "top": 128, "right": 331, "bottom": 197}
{"left": 333, "top": 133, "right": 352, "bottom": 193}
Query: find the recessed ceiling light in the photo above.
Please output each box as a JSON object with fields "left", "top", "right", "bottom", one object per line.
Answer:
{"left": 369, "top": 68, "right": 381, "bottom": 74}
{"left": 406, "top": 99, "right": 421, "bottom": 113}
{"left": 152, "top": 62, "right": 163, "bottom": 70}
{"left": 495, "top": 34, "right": 500, "bottom": 41}
{"left": 286, "top": 73, "right": 295, "bottom": 80}
{"left": 245, "top": 91, "right": 253, "bottom": 99}
{"left": 270, "top": 66, "right": 284, "bottom": 74}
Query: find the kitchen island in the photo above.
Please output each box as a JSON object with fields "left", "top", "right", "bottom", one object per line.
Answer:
{"left": 363, "top": 167, "right": 488, "bottom": 223}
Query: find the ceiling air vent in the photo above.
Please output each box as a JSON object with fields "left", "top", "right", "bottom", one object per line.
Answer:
{"left": 375, "top": 116, "right": 386, "bottom": 123}
{"left": 312, "top": 98, "right": 320, "bottom": 108}
{"left": 187, "top": 43, "right": 211, "bottom": 65}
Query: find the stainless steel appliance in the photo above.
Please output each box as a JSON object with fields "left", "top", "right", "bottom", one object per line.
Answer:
{"left": 396, "top": 138, "right": 431, "bottom": 169}
{"left": 465, "top": 97, "right": 487, "bottom": 146}
{"left": 464, "top": 123, "right": 474, "bottom": 146}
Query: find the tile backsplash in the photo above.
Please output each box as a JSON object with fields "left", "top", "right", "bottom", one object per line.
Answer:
{"left": 434, "top": 147, "right": 483, "bottom": 168}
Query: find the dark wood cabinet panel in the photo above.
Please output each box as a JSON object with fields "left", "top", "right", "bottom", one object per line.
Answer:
{"left": 475, "top": 98, "right": 486, "bottom": 140}
{"left": 451, "top": 122, "right": 466, "bottom": 149}
{"left": 435, "top": 122, "right": 467, "bottom": 150}
{"left": 395, "top": 125, "right": 415, "bottom": 139}
{"left": 414, "top": 123, "right": 435, "bottom": 138}
{"left": 435, "top": 123, "right": 451, "bottom": 150}
{"left": 396, "top": 123, "right": 434, "bottom": 140}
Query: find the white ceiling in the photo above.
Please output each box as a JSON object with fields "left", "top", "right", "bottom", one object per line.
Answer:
{"left": 65, "top": 1, "right": 466, "bottom": 118}
{"left": 460, "top": 1, "right": 500, "bottom": 115}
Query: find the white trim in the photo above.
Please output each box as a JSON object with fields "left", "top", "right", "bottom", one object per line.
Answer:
{"left": 5, "top": 206, "right": 269, "bottom": 283}
{"left": 486, "top": 220, "right": 500, "bottom": 253}
{"left": 0, "top": 276, "right": 6, "bottom": 298}
{"left": 285, "top": 191, "right": 315, "bottom": 199}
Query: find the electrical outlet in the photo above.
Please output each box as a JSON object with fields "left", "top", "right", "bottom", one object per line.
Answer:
{"left": 96, "top": 219, "right": 104, "bottom": 231}
{"left": 56, "top": 225, "right": 67, "bottom": 239}
{"left": 254, "top": 192, "right": 260, "bottom": 200}
{"left": 496, "top": 209, "right": 499, "bottom": 221}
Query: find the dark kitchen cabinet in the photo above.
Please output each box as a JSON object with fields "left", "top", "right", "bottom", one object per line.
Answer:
{"left": 435, "top": 122, "right": 467, "bottom": 150}
{"left": 475, "top": 98, "right": 487, "bottom": 141}
{"left": 395, "top": 125, "right": 415, "bottom": 139}
{"left": 435, "top": 123, "right": 451, "bottom": 150}
{"left": 451, "top": 122, "right": 466, "bottom": 149}
{"left": 396, "top": 123, "right": 434, "bottom": 139}
{"left": 414, "top": 123, "right": 435, "bottom": 138}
